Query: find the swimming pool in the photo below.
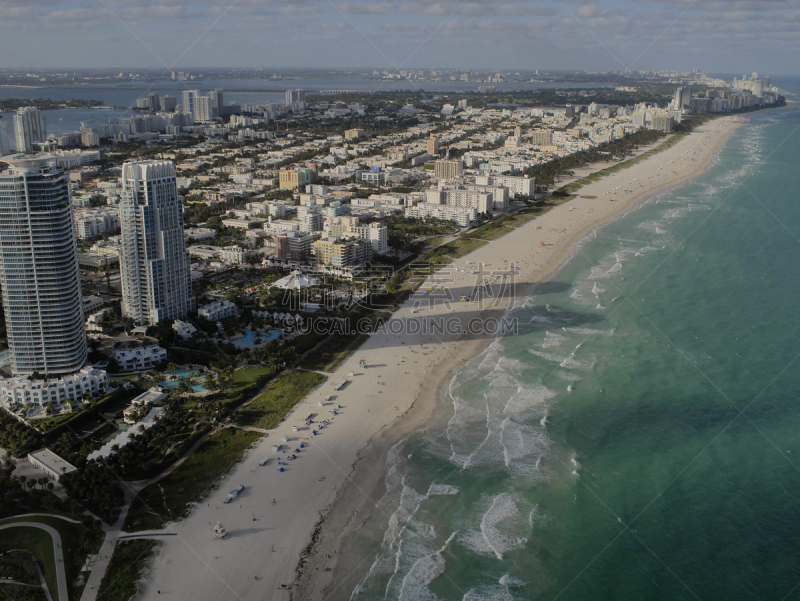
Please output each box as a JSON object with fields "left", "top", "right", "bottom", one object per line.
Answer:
{"left": 161, "top": 368, "right": 209, "bottom": 393}
{"left": 230, "top": 328, "right": 283, "bottom": 350}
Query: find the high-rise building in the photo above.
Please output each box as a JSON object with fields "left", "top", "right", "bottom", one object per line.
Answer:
{"left": 208, "top": 89, "right": 224, "bottom": 118}
{"left": 182, "top": 90, "right": 200, "bottom": 115}
{"left": 285, "top": 89, "right": 306, "bottom": 105}
{"left": 434, "top": 159, "right": 464, "bottom": 181}
{"left": 0, "top": 155, "right": 87, "bottom": 375}
{"left": 147, "top": 92, "right": 160, "bottom": 112}
{"left": 194, "top": 96, "right": 213, "bottom": 122}
{"left": 159, "top": 95, "right": 177, "bottom": 113}
{"left": 119, "top": 160, "right": 195, "bottom": 325}
{"left": 13, "top": 107, "right": 46, "bottom": 153}
{"left": 0, "top": 120, "right": 9, "bottom": 155}
{"left": 427, "top": 134, "right": 440, "bottom": 155}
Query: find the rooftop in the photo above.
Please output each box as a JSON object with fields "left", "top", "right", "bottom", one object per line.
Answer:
{"left": 27, "top": 448, "right": 77, "bottom": 476}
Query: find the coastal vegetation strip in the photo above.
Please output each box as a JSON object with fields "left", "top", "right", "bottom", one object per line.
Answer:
{"left": 95, "top": 540, "right": 160, "bottom": 601}
{"left": 235, "top": 370, "right": 327, "bottom": 430}
{"left": 125, "top": 428, "right": 261, "bottom": 531}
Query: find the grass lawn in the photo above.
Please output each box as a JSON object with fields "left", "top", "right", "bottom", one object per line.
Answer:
{"left": 0, "top": 526, "right": 57, "bottom": 600}
{"left": 125, "top": 428, "right": 261, "bottom": 531}
{"left": 96, "top": 540, "right": 159, "bottom": 601}
{"left": 232, "top": 365, "right": 273, "bottom": 384}
{"left": 235, "top": 370, "right": 327, "bottom": 429}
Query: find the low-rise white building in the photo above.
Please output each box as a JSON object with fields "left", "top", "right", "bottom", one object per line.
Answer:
{"left": 405, "top": 203, "right": 476, "bottom": 227}
{"left": 198, "top": 299, "right": 238, "bottom": 321}
{"left": 27, "top": 448, "right": 77, "bottom": 480}
{"left": 172, "top": 320, "right": 197, "bottom": 339}
{"left": 0, "top": 366, "right": 108, "bottom": 408}
{"left": 123, "top": 387, "right": 167, "bottom": 424}
{"left": 103, "top": 336, "right": 167, "bottom": 372}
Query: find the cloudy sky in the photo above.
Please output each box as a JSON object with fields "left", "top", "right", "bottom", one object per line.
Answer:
{"left": 1, "top": 0, "right": 798, "bottom": 73}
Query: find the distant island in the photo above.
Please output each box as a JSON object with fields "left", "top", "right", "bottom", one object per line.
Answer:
{"left": 0, "top": 98, "right": 105, "bottom": 112}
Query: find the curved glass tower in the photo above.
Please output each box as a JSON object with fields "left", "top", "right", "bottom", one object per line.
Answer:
{"left": 0, "top": 156, "right": 87, "bottom": 376}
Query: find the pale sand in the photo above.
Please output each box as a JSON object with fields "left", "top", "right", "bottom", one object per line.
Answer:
{"left": 138, "top": 115, "right": 744, "bottom": 601}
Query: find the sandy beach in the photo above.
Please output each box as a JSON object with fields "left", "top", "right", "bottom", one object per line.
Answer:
{"left": 137, "top": 115, "right": 745, "bottom": 601}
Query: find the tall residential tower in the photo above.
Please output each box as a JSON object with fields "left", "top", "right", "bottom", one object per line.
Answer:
{"left": 0, "top": 155, "right": 87, "bottom": 375}
{"left": 13, "top": 107, "right": 46, "bottom": 153}
{"left": 119, "top": 160, "right": 195, "bottom": 325}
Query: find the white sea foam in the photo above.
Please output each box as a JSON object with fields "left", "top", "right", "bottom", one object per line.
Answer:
{"left": 564, "top": 327, "right": 613, "bottom": 337}
{"left": 396, "top": 531, "right": 458, "bottom": 601}
{"left": 528, "top": 349, "right": 588, "bottom": 371}
{"left": 459, "top": 493, "right": 530, "bottom": 560}
{"left": 461, "top": 586, "right": 517, "bottom": 601}
{"left": 427, "top": 484, "right": 459, "bottom": 496}
{"left": 527, "top": 349, "right": 564, "bottom": 364}
{"left": 542, "top": 331, "right": 567, "bottom": 349}
{"left": 529, "top": 315, "right": 552, "bottom": 324}
{"left": 499, "top": 574, "right": 528, "bottom": 588}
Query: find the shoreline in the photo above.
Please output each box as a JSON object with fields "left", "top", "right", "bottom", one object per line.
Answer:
{"left": 291, "top": 114, "right": 748, "bottom": 600}
{"left": 136, "top": 114, "right": 747, "bottom": 601}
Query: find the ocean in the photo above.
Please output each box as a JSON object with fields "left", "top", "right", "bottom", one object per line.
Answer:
{"left": 344, "top": 81, "right": 800, "bottom": 600}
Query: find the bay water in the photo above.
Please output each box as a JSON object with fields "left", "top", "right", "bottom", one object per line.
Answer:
{"left": 346, "top": 83, "right": 800, "bottom": 600}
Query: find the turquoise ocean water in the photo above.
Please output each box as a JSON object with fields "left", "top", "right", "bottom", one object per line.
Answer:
{"left": 346, "top": 82, "right": 800, "bottom": 600}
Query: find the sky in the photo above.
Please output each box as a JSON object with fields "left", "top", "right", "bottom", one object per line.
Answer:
{"left": 1, "top": 0, "right": 798, "bottom": 74}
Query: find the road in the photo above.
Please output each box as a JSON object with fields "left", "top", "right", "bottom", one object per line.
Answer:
{"left": 0, "top": 521, "right": 67, "bottom": 601}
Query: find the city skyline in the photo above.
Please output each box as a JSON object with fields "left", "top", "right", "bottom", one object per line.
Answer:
{"left": 0, "top": 0, "right": 798, "bottom": 74}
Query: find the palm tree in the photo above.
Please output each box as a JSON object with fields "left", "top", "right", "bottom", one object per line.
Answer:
{"left": 177, "top": 377, "right": 192, "bottom": 397}
{"left": 204, "top": 373, "right": 217, "bottom": 391}
{"left": 166, "top": 362, "right": 179, "bottom": 377}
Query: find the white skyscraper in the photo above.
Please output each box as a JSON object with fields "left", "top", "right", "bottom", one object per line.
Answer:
{"left": 0, "top": 156, "right": 87, "bottom": 375}
{"left": 182, "top": 89, "right": 200, "bottom": 115}
{"left": 13, "top": 107, "right": 46, "bottom": 153}
{"left": 285, "top": 89, "right": 306, "bottom": 105}
{"left": 119, "top": 160, "right": 195, "bottom": 325}
{"left": 194, "top": 95, "right": 213, "bottom": 122}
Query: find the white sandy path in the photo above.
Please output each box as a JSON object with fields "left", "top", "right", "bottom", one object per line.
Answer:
{"left": 137, "top": 116, "right": 744, "bottom": 601}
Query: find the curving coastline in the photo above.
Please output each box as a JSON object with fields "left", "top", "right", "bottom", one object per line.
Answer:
{"left": 291, "top": 113, "right": 748, "bottom": 600}
{"left": 135, "top": 114, "right": 748, "bottom": 601}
